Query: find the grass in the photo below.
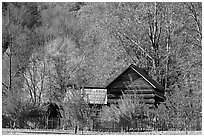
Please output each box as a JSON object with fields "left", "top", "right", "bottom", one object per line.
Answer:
{"left": 2, "top": 128, "right": 202, "bottom": 135}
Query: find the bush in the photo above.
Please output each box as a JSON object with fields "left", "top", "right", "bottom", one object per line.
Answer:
{"left": 99, "top": 92, "right": 150, "bottom": 132}
{"left": 62, "top": 88, "right": 93, "bottom": 133}
{"left": 153, "top": 88, "right": 202, "bottom": 131}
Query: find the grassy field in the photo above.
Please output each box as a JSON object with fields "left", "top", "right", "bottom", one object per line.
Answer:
{"left": 2, "top": 128, "right": 202, "bottom": 135}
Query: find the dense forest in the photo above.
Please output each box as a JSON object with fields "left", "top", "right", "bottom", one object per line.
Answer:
{"left": 2, "top": 2, "right": 202, "bottom": 131}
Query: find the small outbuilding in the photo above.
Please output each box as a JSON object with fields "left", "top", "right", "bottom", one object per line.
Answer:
{"left": 46, "top": 102, "right": 62, "bottom": 129}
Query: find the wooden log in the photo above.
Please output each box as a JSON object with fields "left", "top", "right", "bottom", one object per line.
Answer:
{"left": 107, "top": 94, "right": 116, "bottom": 98}
{"left": 108, "top": 90, "right": 154, "bottom": 95}
{"left": 138, "top": 94, "right": 155, "bottom": 99}
{"left": 144, "top": 99, "right": 155, "bottom": 104}
{"left": 121, "top": 93, "right": 155, "bottom": 99}
{"left": 128, "top": 89, "right": 154, "bottom": 94}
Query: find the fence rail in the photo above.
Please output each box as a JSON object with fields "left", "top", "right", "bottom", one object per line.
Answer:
{"left": 3, "top": 115, "right": 202, "bottom": 132}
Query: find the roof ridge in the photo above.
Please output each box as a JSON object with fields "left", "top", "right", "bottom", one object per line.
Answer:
{"left": 105, "top": 64, "right": 131, "bottom": 88}
{"left": 130, "top": 64, "right": 164, "bottom": 91}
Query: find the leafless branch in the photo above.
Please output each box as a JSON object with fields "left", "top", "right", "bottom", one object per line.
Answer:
{"left": 185, "top": 3, "right": 202, "bottom": 37}
{"left": 21, "top": 73, "right": 34, "bottom": 102}
{"left": 2, "top": 82, "right": 9, "bottom": 89}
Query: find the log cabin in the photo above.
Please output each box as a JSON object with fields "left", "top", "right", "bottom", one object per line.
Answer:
{"left": 105, "top": 64, "right": 165, "bottom": 108}
{"left": 83, "top": 64, "right": 165, "bottom": 108}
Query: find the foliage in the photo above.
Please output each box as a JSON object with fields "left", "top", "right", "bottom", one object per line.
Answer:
{"left": 154, "top": 88, "right": 202, "bottom": 131}
{"left": 2, "top": 93, "right": 45, "bottom": 128}
{"left": 100, "top": 92, "right": 150, "bottom": 131}
{"left": 2, "top": 2, "right": 202, "bottom": 131}
{"left": 62, "top": 87, "right": 93, "bottom": 133}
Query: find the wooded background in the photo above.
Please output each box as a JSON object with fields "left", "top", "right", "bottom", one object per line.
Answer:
{"left": 2, "top": 2, "right": 202, "bottom": 131}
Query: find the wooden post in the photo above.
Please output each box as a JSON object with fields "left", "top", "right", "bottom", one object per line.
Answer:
{"left": 58, "top": 118, "right": 60, "bottom": 129}
{"left": 52, "top": 118, "right": 54, "bottom": 129}
{"left": 47, "top": 117, "right": 49, "bottom": 129}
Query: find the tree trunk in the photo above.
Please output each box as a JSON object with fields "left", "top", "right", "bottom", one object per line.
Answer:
{"left": 75, "top": 125, "right": 78, "bottom": 134}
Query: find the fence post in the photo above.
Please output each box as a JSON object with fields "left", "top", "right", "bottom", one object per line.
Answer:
{"left": 52, "top": 118, "right": 54, "bottom": 129}
{"left": 59, "top": 118, "right": 60, "bottom": 129}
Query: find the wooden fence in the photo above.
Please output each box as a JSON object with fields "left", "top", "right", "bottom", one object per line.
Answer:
{"left": 3, "top": 115, "right": 201, "bottom": 132}
{"left": 92, "top": 116, "right": 202, "bottom": 132}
